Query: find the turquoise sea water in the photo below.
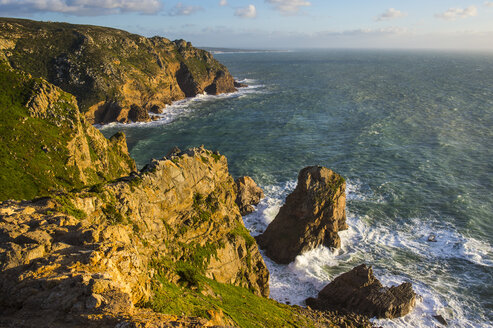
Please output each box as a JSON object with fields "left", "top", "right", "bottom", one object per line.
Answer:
{"left": 101, "top": 50, "right": 493, "bottom": 327}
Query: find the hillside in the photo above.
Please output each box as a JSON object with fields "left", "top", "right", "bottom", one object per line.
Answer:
{"left": 0, "top": 60, "right": 135, "bottom": 201}
{"left": 0, "top": 17, "right": 239, "bottom": 124}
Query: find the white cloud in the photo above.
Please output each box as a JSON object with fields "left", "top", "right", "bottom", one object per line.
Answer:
{"left": 168, "top": 2, "right": 203, "bottom": 16}
{"left": 219, "top": 0, "right": 228, "bottom": 6}
{"left": 485, "top": 1, "right": 493, "bottom": 8}
{"left": 235, "top": 4, "right": 256, "bottom": 18}
{"left": 375, "top": 8, "right": 406, "bottom": 22}
{"left": 265, "top": 0, "right": 311, "bottom": 15}
{"left": 0, "top": 0, "right": 162, "bottom": 15}
{"left": 435, "top": 6, "right": 478, "bottom": 20}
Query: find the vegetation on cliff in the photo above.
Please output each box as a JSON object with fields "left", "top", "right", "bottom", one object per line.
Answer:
{"left": 0, "top": 19, "right": 375, "bottom": 327}
{"left": 0, "top": 17, "right": 238, "bottom": 124}
{"left": 0, "top": 60, "right": 135, "bottom": 201}
{"left": 0, "top": 147, "right": 372, "bottom": 327}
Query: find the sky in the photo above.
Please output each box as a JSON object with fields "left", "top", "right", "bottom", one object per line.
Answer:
{"left": 1, "top": 0, "right": 493, "bottom": 50}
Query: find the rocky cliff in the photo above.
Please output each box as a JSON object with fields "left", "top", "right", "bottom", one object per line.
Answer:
{"left": 0, "top": 147, "right": 266, "bottom": 325}
{"left": 0, "top": 60, "right": 135, "bottom": 202}
{"left": 0, "top": 17, "right": 239, "bottom": 124}
{"left": 0, "top": 146, "right": 374, "bottom": 327}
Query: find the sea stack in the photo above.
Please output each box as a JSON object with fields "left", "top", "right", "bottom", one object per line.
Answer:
{"left": 256, "top": 166, "right": 347, "bottom": 264}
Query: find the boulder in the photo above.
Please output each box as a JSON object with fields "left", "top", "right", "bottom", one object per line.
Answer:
{"left": 234, "top": 81, "right": 248, "bottom": 88}
{"left": 306, "top": 264, "right": 417, "bottom": 319}
{"left": 128, "top": 104, "right": 151, "bottom": 122}
{"left": 256, "top": 166, "right": 347, "bottom": 264}
{"left": 235, "top": 176, "right": 264, "bottom": 215}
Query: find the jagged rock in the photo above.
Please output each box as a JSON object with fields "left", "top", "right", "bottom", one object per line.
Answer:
{"left": 235, "top": 176, "right": 264, "bottom": 215}
{"left": 306, "top": 264, "right": 417, "bottom": 319}
{"left": 256, "top": 166, "right": 347, "bottom": 264}
{"left": 234, "top": 81, "right": 248, "bottom": 88}
{"left": 0, "top": 147, "right": 269, "bottom": 326}
{"left": 128, "top": 104, "right": 151, "bottom": 122}
{"left": 434, "top": 314, "right": 448, "bottom": 326}
{"left": 0, "top": 17, "right": 240, "bottom": 124}
{"left": 205, "top": 70, "right": 237, "bottom": 95}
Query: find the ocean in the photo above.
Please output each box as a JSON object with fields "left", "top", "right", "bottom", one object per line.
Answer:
{"left": 100, "top": 50, "right": 493, "bottom": 327}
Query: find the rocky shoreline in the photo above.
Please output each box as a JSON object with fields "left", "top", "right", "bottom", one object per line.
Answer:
{"left": 0, "top": 18, "right": 420, "bottom": 328}
{"left": 0, "top": 17, "right": 243, "bottom": 125}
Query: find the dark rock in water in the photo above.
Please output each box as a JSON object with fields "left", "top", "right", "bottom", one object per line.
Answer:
{"left": 128, "top": 104, "right": 151, "bottom": 123}
{"left": 149, "top": 104, "right": 163, "bottom": 114}
{"left": 234, "top": 81, "right": 248, "bottom": 88}
{"left": 235, "top": 176, "right": 264, "bottom": 215}
{"left": 256, "top": 166, "right": 347, "bottom": 264}
{"left": 306, "top": 264, "right": 417, "bottom": 319}
{"left": 433, "top": 314, "right": 448, "bottom": 326}
{"left": 428, "top": 233, "right": 437, "bottom": 242}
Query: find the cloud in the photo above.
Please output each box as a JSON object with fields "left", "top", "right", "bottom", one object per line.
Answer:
{"left": 168, "top": 2, "right": 203, "bottom": 16}
{"left": 265, "top": 0, "right": 311, "bottom": 15}
{"left": 435, "top": 6, "right": 478, "bottom": 20}
{"left": 219, "top": 0, "right": 228, "bottom": 6}
{"left": 375, "top": 8, "right": 406, "bottom": 21}
{"left": 235, "top": 4, "right": 256, "bottom": 18}
{"left": 0, "top": 0, "right": 162, "bottom": 15}
{"left": 485, "top": 1, "right": 493, "bottom": 7}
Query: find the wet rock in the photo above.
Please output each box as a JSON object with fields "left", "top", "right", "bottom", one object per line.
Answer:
{"left": 256, "top": 166, "right": 347, "bottom": 264}
{"left": 235, "top": 176, "right": 264, "bottom": 215}
{"left": 306, "top": 264, "right": 417, "bottom": 319}
{"left": 128, "top": 104, "right": 151, "bottom": 123}
{"left": 433, "top": 314, "right": 448, "bottom": 326}
{"left": 234, "top": 81, "right": 248, "bottom": 88}
{"left": 428, "top": 233, "right": 437, "bottom": 242}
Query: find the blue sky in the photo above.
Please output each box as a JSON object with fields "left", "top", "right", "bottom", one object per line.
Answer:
{"left": 2, "top": 0, "right": 493, "bottom": 50}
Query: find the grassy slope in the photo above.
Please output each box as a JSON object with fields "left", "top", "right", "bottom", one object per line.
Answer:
{"left": 0, "top": 62, "right": 134, "bottom": 201}
{"left": 0, "top": 62, "right": 81, "bottom": 200}
{"left": 149, "top": 275, "right": 319, "bottom": 328}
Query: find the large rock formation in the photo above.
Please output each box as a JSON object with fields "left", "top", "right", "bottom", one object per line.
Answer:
{"left": 0, "top": 147, "right": 269, "bottom": 327}
{"left": 0, "top": 18, "right": 240, "bottom": 124}
{"left": 256, "top": 166, "right": 347, "bottom": 264}
{"left": 0, "top": 61, "right": 136, "bottom": 202}
{"left": 306, "top": 264, "right": 417, "bottom": 319}
{"left": 235, "top": 176, "right": 264, "bottom": 215}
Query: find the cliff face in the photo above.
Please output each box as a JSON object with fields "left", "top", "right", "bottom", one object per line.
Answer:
{"left": 0, "top": 61, "right": 136, "bottom": 202}
{"left": 0, "top": 18, "right": 238, "bottom": 124}
{"left": 0, "top": 147, "right": 270, "bottom": 327}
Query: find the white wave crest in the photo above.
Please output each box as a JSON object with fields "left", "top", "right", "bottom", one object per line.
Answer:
{"left": 97, "top": 83, "right": 265, "bottom": 130}
{"left": 241, "top": 178, "right": 492, "bottom": 328}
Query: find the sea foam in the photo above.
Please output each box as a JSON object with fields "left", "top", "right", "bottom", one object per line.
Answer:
{"left": 242, "top": 178, "right": 492, "bottom": 328}
{"left": 97, "top": 82, "right": 264, "bottom": 130}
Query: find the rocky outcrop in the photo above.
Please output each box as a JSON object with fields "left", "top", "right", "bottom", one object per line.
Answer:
{"left": 0, "top": 18, "right": 240, "bottom": 124}
{"left": 235, "top": 176, "right": 264, "bottom": 215}
{"left": 256, "top": 166, "right": 347, "bottom": 264}
{"left": 0, "top": 147, "right": 269, "bottom": 327}
{"left": 306, "top": 264, "right": 417, "bottom": 319}
{"left": 0, "top": 62, "right": 135, "bottom": 201}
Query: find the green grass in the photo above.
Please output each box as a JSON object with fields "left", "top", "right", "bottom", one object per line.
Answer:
{"left": 0, "top": 61, "right": 135, "bottom": 201}
{"left": 147, "top": 274, "right": 317, "bottom": 328}
{"left": 0, "top": 63, "right": 82, "bottom": 200}
{"left": 53, "top": 194, "right": 87, "bottom": 220}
